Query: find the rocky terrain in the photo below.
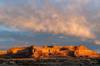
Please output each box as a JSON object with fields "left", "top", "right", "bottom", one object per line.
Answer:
{"left": 0, "top": 45, "right": 100, "bottom": 66}
{"left": 4, "top": 45, "right": 100, "bottom": 59}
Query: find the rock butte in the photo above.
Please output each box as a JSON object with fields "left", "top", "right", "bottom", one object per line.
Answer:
{"left": 0, "top": 45, "right": 100, "bottom": 60}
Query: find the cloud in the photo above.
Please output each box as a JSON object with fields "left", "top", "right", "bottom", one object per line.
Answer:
{"left": 95, "top": 49, "right": 100, "bottom": 53}
{"left": 93, "top": 40, "right": 100, "bottom": 45}
{"left": 0, "top": 0, "right": 99, "bottom": 39}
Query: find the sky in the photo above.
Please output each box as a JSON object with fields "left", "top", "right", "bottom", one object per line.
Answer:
{"left": 0, "top": 0, "right": 100, "bottom": 51}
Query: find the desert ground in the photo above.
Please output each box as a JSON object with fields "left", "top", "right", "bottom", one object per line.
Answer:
{"left": 0, "top": 64, "right": 100, "bottom": 66}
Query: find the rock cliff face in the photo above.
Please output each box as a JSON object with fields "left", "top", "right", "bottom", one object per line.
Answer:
{"left": 5, "top": 45, "right": 100, "bottom": 59}
{"left": 7, "top": 47, "right": 25, "bottom": 54}
{"left": 0, "top": 50, "right": 7, "bottom": 58}
{"left": 75, "top": 45, "right": 99, "bottom": 58}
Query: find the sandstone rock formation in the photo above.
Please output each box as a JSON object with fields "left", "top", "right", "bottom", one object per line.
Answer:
{"left": 75, "top": 45, "right": 99, "bottom": 58}
{"left": 0, "top": 50, "right": 7, "bottom": 55}
{"left": 7, "top": 47, "right": 25, "bottom": 54}
{"left": 5, "top": 45, "right": 100, "bottom": 59}
{"left": 0, "top": 50, "right": 7, "bottom": 58}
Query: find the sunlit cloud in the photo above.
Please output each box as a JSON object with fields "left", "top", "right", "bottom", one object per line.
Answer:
{"left": 0, "top": 0, "right": 99, "bottom": 39}
{"left": 93, "top": 40, "right": 100, "bottom": 45}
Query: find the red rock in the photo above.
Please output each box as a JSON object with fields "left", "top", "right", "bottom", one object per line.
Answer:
{"left": 75, "top": 45, "right": 100, "bottom": 58}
